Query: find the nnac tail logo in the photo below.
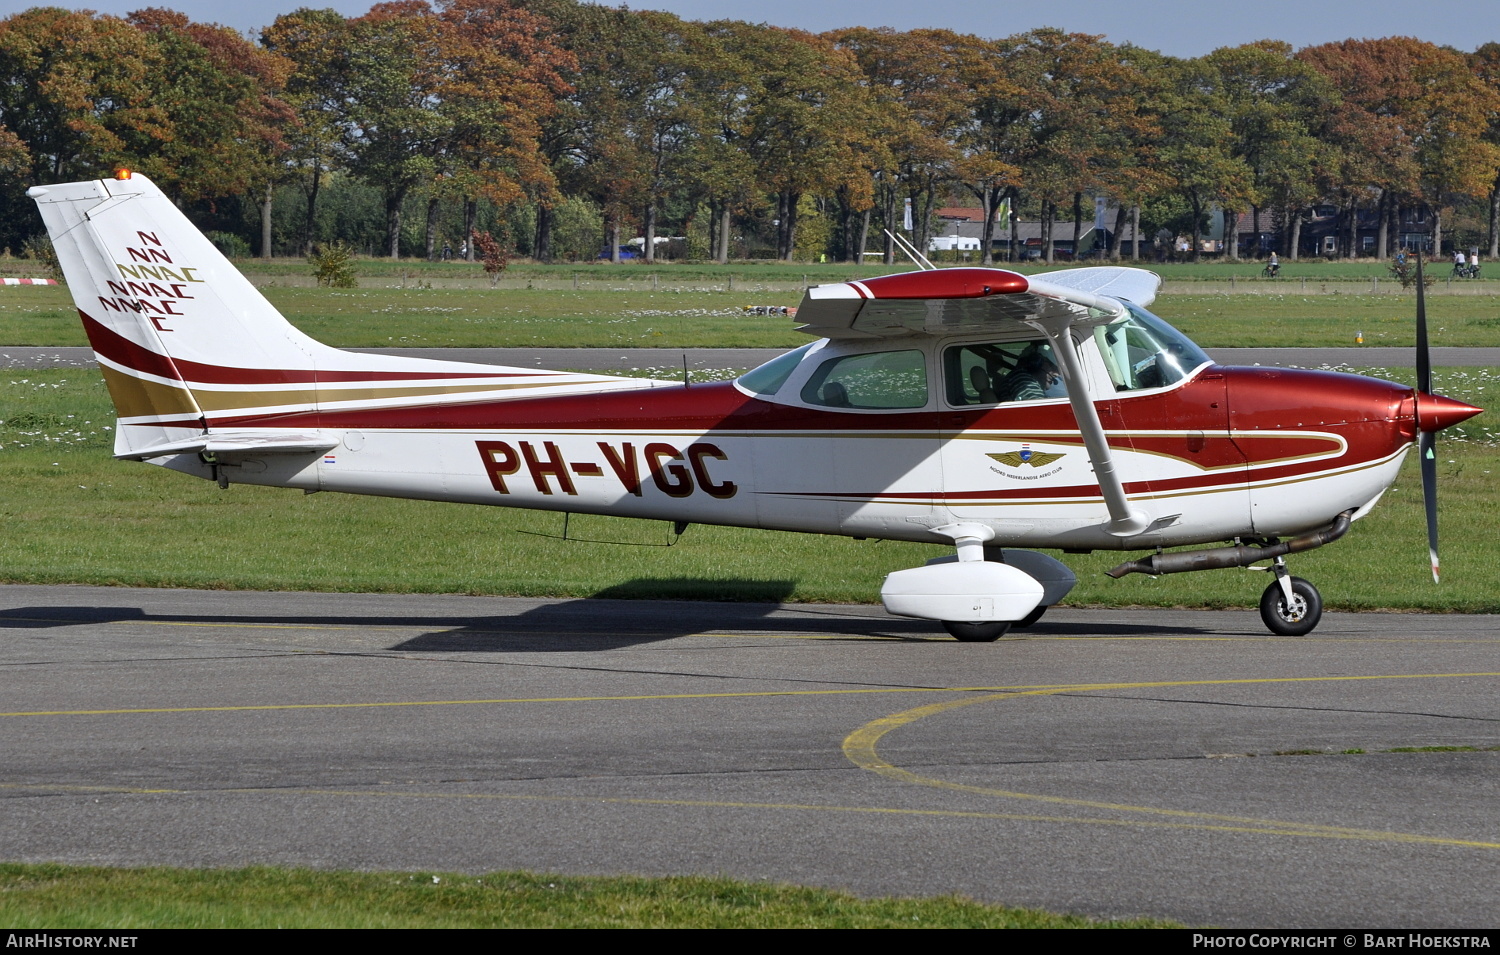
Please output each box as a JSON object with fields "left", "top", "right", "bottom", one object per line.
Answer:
{"left": 101, "top": 231, "right": 204, "bottom": 331}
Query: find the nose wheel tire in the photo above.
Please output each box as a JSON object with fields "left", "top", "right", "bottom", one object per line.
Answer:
{"left": 1259, "top": 577, "right": 1322, "bottom": 636}
{"left": 942, "top": 621, "right": 1010, "bottom": 642}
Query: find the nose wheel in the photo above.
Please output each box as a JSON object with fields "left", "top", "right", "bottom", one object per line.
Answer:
{"left": 1258, "top": 564, "right": 1322, "bottom": 636}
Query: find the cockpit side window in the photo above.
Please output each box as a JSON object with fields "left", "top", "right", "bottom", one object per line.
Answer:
{"left": 800, "top": 349, "right": 928, "bottom": 409}
{"left": 1094, "top": 302, "right": 1211, "bottom": 392}
{"left": 944, "top": 339, "right": 1066, "bottom": 406}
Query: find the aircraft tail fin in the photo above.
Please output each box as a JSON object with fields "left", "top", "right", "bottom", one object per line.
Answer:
{"left": 30, "top": 174, "right": 295, "bottom": 454}
{"left": 28, "top": 173, "right": 640, "bottom": 459}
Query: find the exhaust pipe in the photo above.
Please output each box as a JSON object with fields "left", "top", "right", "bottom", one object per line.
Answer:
{"left": 1107, "top": 509, "right": 1355, "bottom": 579}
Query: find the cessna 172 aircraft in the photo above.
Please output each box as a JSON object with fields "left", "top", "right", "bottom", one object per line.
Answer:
{"left": 29, "top": 172, "right": 1481, "bottom": 640}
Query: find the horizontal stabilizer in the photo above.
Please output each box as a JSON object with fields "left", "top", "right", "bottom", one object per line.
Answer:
{"left": 116, "top": 432, "right": 339, "bottom": 461}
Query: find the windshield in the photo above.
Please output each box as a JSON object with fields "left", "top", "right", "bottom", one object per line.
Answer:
{"left": 736, "top": 342, "right": 816, "bottom": 396}
{"left": 1093, "top": 302, "right": 1211, "bottom": 392}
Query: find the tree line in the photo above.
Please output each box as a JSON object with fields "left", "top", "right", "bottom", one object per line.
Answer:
{"left": 4, "top": 1, "right": 1500, "bottom": 264}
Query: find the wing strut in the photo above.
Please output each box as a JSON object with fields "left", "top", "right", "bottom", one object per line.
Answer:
{"left": 1024, "top": 312, "right": 1150, "bottom": 538}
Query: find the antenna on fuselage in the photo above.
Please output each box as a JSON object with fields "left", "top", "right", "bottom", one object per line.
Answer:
{"left": 883, "top": 229, "right": 936, "bottom": 271}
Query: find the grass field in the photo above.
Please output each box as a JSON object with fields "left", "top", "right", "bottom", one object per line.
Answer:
{"left": 2, "top": 367, "right": 1494, "bottom": 612}
{"left": 7, "top": 251, "right": 1473, "bottom": 281}
{"left": 0, "top": 863, "right": 1176, "bottom": 928}
{"left": 4, "top": 259, "right": 1499, "bottom": 348}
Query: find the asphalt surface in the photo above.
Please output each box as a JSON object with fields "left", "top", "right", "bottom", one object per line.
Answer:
{"left": 7, "top": 345, "right": 1500, "bottom": 371}
{"left": 2, "top": 584, "right": 1496, "bottom": 928}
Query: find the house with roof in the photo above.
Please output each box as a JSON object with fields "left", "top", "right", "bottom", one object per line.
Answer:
{"left": 1226, "top": 203, "right": 1438, "bottom": 259}
{"left": 928, "top": 205, "right": 1143, "bottom": 260}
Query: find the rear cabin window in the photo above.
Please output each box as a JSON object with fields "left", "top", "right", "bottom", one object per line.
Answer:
{"left": 800, "top": 349, "right": 928, "bottom": 409}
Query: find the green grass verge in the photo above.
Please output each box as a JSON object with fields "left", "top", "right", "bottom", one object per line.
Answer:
{"left": 1150, "top": 293, "right": 1500, "bottom": 349}
{"left": 220, "top": 255, "right": 1499, "bottom": 283}
{"left": 2, "top": 368, "right": 1495, "bottom": 612}
{"left": 0, "top": 863, "right": 1176, "bottom": 928}
{"left": 5, "top": 267, "right": 1499, "bottom": 348}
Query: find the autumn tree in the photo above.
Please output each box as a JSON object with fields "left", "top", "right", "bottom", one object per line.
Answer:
{"left": 1201, "top": 41, "right": 1335, "bottom": 259}
{"left": 262, "top": 7, "right": 352, "bottom": 255}
{"left": 544, "top": 7, "right": 713, "bottom": 263}
{"left": 682, "top": 20, "right": 768, "bottom": 262}
{"left": 539, "top": 3, "right": 646, "bottom": 262}
{"left": 0, "top": 9, "right": 159, "bottom": 248}
{"left": 615, "top": 11, "right": 710, "bottom": 263}
{"left": 1471, "top": 43, "right": 1500, "bottom": 256}
{"left": 948, "top": 33, "right": 1031, "bottom": 264}
{"left": 0, "top": 8, "right": 290, "bottom": 252}
{"left": 830, "top": 28, "right": 968, "bottom": 262}
{"left": 435, "top": 0, "right": 572, "bottom": 260}
{"left": 328, "top": 1, "right": 566, "bottom": 259}
{"left": 1141, "top": 51, "right": 1255, "bottom": 260}
{"left": 1014, "top": 30, "right": 1150, "bottom": 263}
{"left": 527, "top": 0, "right": 690, "bottom": 262}
{"left": 1300, "top": 38, "right": 1500, "bottom": 257}
{"left": 704, "top": 23, "right": 878, "bottom": 261}
{"left": 1096, "top": 44, "right": 1170, "bottom": 261}
{"left": 1402, "top": 43, "right": 1500, "bottom": 255}
{"left": 126, "top": 9, "right": 292, "bottom": 258}
{"left": 332, "top": 3, "right": 442, "bottom": 257}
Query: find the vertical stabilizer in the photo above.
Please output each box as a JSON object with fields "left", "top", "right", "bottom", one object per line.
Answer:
{"left": 28, "top": 173, "right": 651, "bottom": 459}
{"left": 29, "top": 174, "right": 326, "bottom": 455}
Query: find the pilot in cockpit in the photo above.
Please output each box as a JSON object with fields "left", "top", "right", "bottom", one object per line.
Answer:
{"left": 998, "top": 348, "right": 1062, "bottom": 402}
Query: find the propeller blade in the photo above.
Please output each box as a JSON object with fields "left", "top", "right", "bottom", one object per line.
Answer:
{"left": 1415, "top": 253, "right": 1438, "bottom": 582}
{"left": 1420, "top": 430, "right": 1439, "bottom": 583}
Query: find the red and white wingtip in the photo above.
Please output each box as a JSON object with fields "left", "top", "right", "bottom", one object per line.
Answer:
{"left": 806, "top": 267, "right": 1029, "bottom": 302}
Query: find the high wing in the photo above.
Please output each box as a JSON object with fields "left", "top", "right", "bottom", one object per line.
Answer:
{"left": 794, "top": 265, "right": 1164, "bottom": 537}
{"left": 793, "top": 266, "right": 1162, "bottom": 340}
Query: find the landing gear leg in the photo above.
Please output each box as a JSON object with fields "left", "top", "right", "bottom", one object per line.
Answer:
{"left": 942, "top": 621, "right": 1010, "bottom": 642}
{"left": 1258, "top": 557, "right": 1322, "bottom": 636}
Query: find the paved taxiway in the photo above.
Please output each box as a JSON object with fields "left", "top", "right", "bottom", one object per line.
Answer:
{"left": 2, "top": 584, "right": 1496, "bottom": 928}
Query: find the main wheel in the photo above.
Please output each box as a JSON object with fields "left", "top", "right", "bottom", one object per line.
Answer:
{"left": 942, "top": 620, "right": 1010, "bottom": 642}
{"left": 1259, "top": 577, "right": 1322, "bottom": 636}
{"left": 1013, "top": 605, "right": 1048, "bottom": 629}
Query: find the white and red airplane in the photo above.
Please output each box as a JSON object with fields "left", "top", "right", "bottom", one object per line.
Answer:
{"left": 29, "top": 172, "right": 1481, "bottom": 639}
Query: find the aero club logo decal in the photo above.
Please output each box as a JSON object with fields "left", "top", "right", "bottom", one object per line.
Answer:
{"left": 987, "top": 443, "right": 1065, "bottom": 481}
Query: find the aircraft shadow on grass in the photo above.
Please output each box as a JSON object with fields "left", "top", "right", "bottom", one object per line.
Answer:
{"left": 0, "top": 578, "right": 1221, "bottom": 653}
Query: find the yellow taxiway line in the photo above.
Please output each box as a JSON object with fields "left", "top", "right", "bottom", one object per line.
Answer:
{"left": 843, "top": 672, "right": 1500, "bottom": 850}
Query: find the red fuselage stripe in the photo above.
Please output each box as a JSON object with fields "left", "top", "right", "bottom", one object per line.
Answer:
{"left": 78, "top": 311, "right": 554, "bottom": 385}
